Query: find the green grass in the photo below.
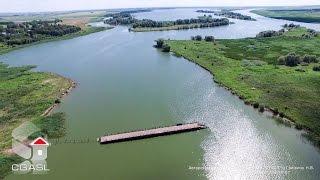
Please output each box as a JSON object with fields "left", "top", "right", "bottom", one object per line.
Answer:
{"left": 0, "top": 63, "right": 72, "bottom": 178}
{"left": 166, "top": 27, "right": 320, "bottom": 143}
{"left": 252, "top": 9, "right": 320, "bottom": 23}
{"left": 0, "top": 26, "right": 108, "bottom": 55}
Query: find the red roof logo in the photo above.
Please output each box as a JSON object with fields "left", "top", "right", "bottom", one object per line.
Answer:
{"left": 30, "top": 137, "right": 49, "bottom": 146}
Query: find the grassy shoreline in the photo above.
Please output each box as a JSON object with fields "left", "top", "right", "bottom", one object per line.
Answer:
{"left": 251, "top": 9, "right": 320, "bottom": 23}
{"left": 0, "top": 17, "right": 111, "bottom": 178}
{"left": 165, "top": 28, "right": 320, "bottom": 146}
{"left": 0, "top": 63, "right": 75, "bottom": 178}
{"left": 0, "top": 24, "right": 103, "bottom": 178}
{"left": 0, "top": 26, "right": 109, "bottom": 55}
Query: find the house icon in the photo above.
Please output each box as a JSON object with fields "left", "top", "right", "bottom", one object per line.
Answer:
{"left": 30, "top": 137, "right": 49, "bottom": 161}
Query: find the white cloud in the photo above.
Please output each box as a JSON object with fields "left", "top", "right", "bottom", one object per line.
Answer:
{"left": 0, "top": 0, "right": 319, "bottom": 13}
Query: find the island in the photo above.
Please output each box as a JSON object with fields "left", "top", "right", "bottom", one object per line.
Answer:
{"left": 196, "top": 10, "right": 256, "bottom": 21}
{"left": 104, "top": 11, "right": 231, "bottom": 32}
{"left": 251, "top": 8, "right": 320, "bottom": 23}
{"left": 158, "top": 26, "right": 320, "bottom": 145}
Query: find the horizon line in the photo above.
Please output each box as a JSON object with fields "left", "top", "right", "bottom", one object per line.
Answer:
{"left": 0, "top": 4, "right": 320, "bottom": 14}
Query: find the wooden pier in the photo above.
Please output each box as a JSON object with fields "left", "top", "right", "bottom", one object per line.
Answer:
{"left": 98, "top": 122, "right": 207, "bottom": 144}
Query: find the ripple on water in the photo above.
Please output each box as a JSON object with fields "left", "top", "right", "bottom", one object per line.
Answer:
{"left": 169, "top": 63, "right": 299, "bottom": 179}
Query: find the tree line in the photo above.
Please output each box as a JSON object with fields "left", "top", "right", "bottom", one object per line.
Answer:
{"left": 132, "top": 16, "right": 229, "bottom": 28}
{"left": 0, "top": 20, "right": 81, "bottom": 46}
{"left": 191, "top": 35, "right": 215, "bottom": 42}
{"left": 196, "top": 10, "right": 256, "bottom": 21}
{"left": 104, "top": 11, "right": 230, "bottom": 29}
{"left": 256, "top": 23, "right": 319, "bottom": 38}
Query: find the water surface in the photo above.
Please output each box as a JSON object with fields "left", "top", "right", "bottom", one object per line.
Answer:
{"left": 3, "top": 8, "right": 320, "bottom": 180}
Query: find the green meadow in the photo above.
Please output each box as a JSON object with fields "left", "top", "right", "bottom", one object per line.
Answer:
{"left": 166, "top": 27, "right": 320, "bottom": 144}
{"left": 252, "top": 9, "right": 320, "bottom": 23}
{"left": 0, "top": 63, "right": 72, "bottom": 178}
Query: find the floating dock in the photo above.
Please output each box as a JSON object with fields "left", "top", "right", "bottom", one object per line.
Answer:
{"left": 98, "top": 122, "right": 207, "bottom": 144}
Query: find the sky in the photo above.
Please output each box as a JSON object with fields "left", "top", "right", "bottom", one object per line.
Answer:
{"left": 0, "top": 0, "right": 319, "bottom": 13}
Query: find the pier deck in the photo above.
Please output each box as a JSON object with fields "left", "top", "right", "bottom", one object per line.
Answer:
{"left": 98, "top": 122, "right": 207, "bottom": 144}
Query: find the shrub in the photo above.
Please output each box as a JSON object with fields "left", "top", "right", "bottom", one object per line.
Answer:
{"left": 278, "top": 53, "right": 301, "bottom": 67}
{"left": 259, "top": 105, "right": 265, "bottom": 112}
{"left": 285, "top": 53, "right": 301, "bottom": 67}
{"left": 55, "top": 99, "right": 61, "bottom": 104}
{"left": 277, "top": 56, "right": 285, "bottom": 65}
{"left": 283, "top": 23, "right": 300, "bottom": 29}
{"left": 154, "top": 39, "right": 164, "bottom": 48}
{"left": 313, "top": 65, "right": 320, "bottom": 71}
{"left": 204, "top": 36, "right": 215, "bottom": 42}
{"left": 162, "top": 44, "right": 170, "bottom": 52}
{"left": 302, "top": 55, "right": 318, "bottom": 63}
{"left": 295, "top": 124, "right": 303, "bottom": 130}
{"left": 279, "top": 112, "right": 285, "bottom": 118}
{"left": 195, "top": 35, "right": 202, "bottom": 41}
{"left": 256, "top": 30, "right": 283, "bottom": 38}
{"left": 273, "top": 108, "right": 279, "bottom": 115}
{"left": 253, "top": 102, "right": 259, "bottom": 108}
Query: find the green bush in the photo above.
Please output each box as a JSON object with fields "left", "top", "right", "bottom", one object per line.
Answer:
{"left": 259, "top": 105, "right": 265, "bottom": 112}
{"left": 279, "top": 112, "right": 285, "bottom": 118}
{"left": 204, "top": 36, "right": 215, "bottom": 42}
{"left": 195, "top": 35, "right": 202, "bottom": 41}
{"left": 154, "top": 39, "right": 164, "bottom": 48}
{"left": 31, "top": 112, "right": 67, "bottom": 139}
{"left": 302, "top": 55, "right": 318, "bottom": 63}
{"left": 55, "top": 99, "right": 61, "bottom": 104}
{"left": 162, "top": 44, "right": 171, "bottom": 52}
{"left": 313, "top": 65, "right": 320, "bottom": 71}
{"left": 0, "top": 155, "right": 22, "bottom": 179}
{"left": 253, "top": 102, "right": 259, "bottom": 108}
{"left": 278, "top": 53, "right": 301, "bottom": 67}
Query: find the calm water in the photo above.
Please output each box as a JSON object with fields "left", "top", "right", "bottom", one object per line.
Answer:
{"left": 2, "top": 8, "right": 320, "bottom": 180}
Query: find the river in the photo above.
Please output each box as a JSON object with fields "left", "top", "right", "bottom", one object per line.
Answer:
{"left": 2, "top": 8, "right": 320, "bottom": 180}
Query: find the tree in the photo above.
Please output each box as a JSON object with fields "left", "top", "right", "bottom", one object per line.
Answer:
{"left": 205, "top": 36, "right": 215, "bottom": 42}
{"left": 195, "top": 35, "right": 202, "bottom": 41}
{"left": 284, "top": 53, "right": 301, "bottom": 67}
{"left": 154, "top": 39, "right": 164, "bottom": 48}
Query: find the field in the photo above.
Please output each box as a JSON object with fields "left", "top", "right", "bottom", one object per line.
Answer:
{"left": 0, "top": 10, "right": 107, "bottom": 23}
{"left": 252, "top": 9, "right": 320, "bottom": 23}
{"left": 0, "top": 63, "right": 73, "bottom": 178}
{"left": 166, "top": 27, "right": 320, "bottom": 144}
